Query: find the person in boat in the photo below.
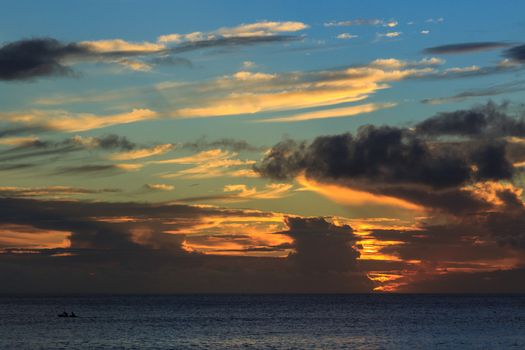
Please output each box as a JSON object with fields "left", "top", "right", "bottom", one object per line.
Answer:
{"left": 59, "top": 311, "right": 68, "bottom": 317}
{"left": 69, "top": 312, "right": 76, "bottom": 317}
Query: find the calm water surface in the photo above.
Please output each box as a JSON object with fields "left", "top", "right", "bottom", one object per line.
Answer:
{"left": 1, "top": 294, "right": 524, "bottom": 349}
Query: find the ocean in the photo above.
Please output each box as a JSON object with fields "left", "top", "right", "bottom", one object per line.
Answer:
{"left": 1, "top": 294, "right": 524, "bottom": 349}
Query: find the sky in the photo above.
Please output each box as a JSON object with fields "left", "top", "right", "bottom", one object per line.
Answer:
{"left": 1, "top": 0, "right": 525, "bottom": 293}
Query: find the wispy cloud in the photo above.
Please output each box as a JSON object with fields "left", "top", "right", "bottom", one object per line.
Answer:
{"left": 158, "top": 20, "right": 308, "bottom": 43}
{"left": 167, "top": 59, "right": 436, "bottom": 119}
{"left": 1, "top": 108, "right": 157, "bottom": 133}
{"left": 144, "top": 183, "right": 174, "bottom": 191}
{"left": 154, "top": 149, "right": 256, "bottom": 179}
{"left": 424, "top": 41, "right": 511, "bottom": 54}
{"left": 0, "top": 185, "right": 120, "bottom": 198}
{"left": 325, "top": 19, "right": 398, "bottom": 27}
{"left": 421, "top": 81, "right": 525, "bottom": 105}
{"left": 255, "top": 102, "right": 396, "bottom": 123}
{"left": 109, "top": 144, "right": 173, "bottom": 160}
{"left": 336, "top": 33, "right": 358, "bottom": 40}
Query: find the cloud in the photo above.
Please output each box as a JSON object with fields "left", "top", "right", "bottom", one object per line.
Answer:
{"left": 53, "top": 164, "right": 140, "bottom": 176}
{"left": 0, "top": 38, "right": 88, "bottom": 81}
{"left": 0, "top": 136, "right": 40, "bottom": 146}
{"left": 0, "top": 164, "right": 36, "bottom": 171}
{"left": 177, "top": 183, "right": 293, "bottom": 203}
{"left": 280, "top": 216, "right": 360, "bottom": 271}
{"left": 168, "top": 59, "right": 435, "bottom": 118}
{"left": 377, "top": 32, "right": 402, "bottom": 38}
{"left": 0, "top": 197, "right": 372, "bottom": 293}
{"left": 254, "top": 102, "right": 524, "bottom": 217}
{"left": 109, "top": 144, "right": 173, "bottom": 160}
{"left": 115, "top": 59, "right": 153, "bottom": 72}
{"left": 364, "top": 182, "right": 525, "bottom": 291}
{"left": 421, "top": 81, "right": 525, "bottom": 105}
{"left": 80, "top": 39, "right": 164, "bottom": 53}
{"left": 242, "top": 61, "right": 256, "bottom": 69}
{"left": 166, "top": 35, "right": 300, "bottom": 55}
{"left": 297, "top": 175, "right": 423, "bottom": 211}
{"left": 325, "top": 19, "right": 396, "bottom": 27}
{"left": 153, "top": 149, "right": 257, "bottom": 179}
{"left": 158, "top": 20, "right": 308, "bottom": 43}
{"left": 505, "top": 44, "right": 525, "bottom": 62}
{"left": 255, "top": 102, "right": 397, "bottom": 123}
{"left": 424, "top": 42, "right": 510, "bottom": 54}
{"left": 0, "top": 134, "right": 137, "bottom": 164}
{"left": 425, "top": 18, "right": 444, "bottom": 24}
{"left": 144, "top": 183, "right": 174, "bottom": 191}
{"left": 0, "top": 24, "right": 305, "bottom": 81}
{"left": 2, "top": 108, "right": 157, "bottom": 133}
{"left": 180, "top": 137, "right": 265, "bottom": 152}
{"left": 415, "top": 101, "right": 525, "bottom": 137}
{"left": 224, "top": 183, "right": 292, "bottom": 199}
{"left": 336, "top": 33, "right": 358, "bottom": 40}
{"left": 148, "top": 56, "right": 193, "bottom": 68}
{"left": 424, "top": 60, "right": 523, "bottom": 80}
{"left": 254, "top": 125, "right": 508, "bottom": 189}
{"left": 0, "top": 186, "right": 120, "bottom": 198}
{"left": 216, "top": 21, "right": 309, "bottom": 37}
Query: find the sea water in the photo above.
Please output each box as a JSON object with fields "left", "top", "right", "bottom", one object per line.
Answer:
{"left": 1, "top": 294, "right": 524, "bottom": 349}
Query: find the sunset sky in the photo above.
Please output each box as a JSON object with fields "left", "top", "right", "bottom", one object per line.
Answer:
{"left": 1, "top": 0, "right": 525, "bottom": 293}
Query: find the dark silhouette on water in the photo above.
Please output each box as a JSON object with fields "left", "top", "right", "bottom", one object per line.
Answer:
{"left": 57, "top": 311, "right": 76, "bottom": 318}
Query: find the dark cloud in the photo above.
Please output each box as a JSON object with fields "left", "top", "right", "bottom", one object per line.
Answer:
{"left": 415, "top": 102, "right": 525, "bottom": 137}
{"left": 423, "top": 42, "right": 510, "bottom": 54}
{"left": 0, "top": 186, "right": 120, "bottom": 198}
{"left": 167, "top": 35, "right": 300, "bottom": 54}
{"left": 398, "top": 268, "right": 525, "bottom": 293}
{"left": 0, "top": 197, "right": 371, "bottom": 293}
{"left": 148, "top": 56, "right": 193, "bottom": 68}
{"left": 181, "top": 137, "right": 265, "bottom": 152}
{"left": 53, "top": 164, "right": 123, "bottom": 175}
{"left": 281, "top": 217, "right": 360, "bottom": 271}
{"left": 421, "top": 64, "right": 523, "bottom": 81}
{"left": 504, "top": 44, "right": 525, "bottom": 62}
{"left": 93, "top": 134, "right": 136, "bottom": 150}
{"left": 0, "top": 38, "right": 88, "bottom": 81}
{"left": 0, "top": 163, "right": 36, "bottom": 171}
{"left": 255, "top": 124, "right": 512, "bottom": 190}
{"left": 0, "top": 125, "right": 50, "bottom": 137}
{"left": 421, "top": 81, "right": 525, "bottom": 105}
{"left": 0, "top": 134, "right": 137, "bottom": 163}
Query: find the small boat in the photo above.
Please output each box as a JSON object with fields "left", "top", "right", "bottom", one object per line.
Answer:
{"left": 57, "top": 312, "right": 77, "bottom": 317}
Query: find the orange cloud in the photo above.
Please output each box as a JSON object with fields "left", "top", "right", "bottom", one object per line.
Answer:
{"left": 110, "top": 144, "right": 173, "bottom": 160}
{"left": 297, "top": 174, "right": 424, "bottom": 211}
{"left": 255, "top": 102, "right": 397, "bottom": 123}
{"left": 4, "top": 108, "right": 157, "bottom": 132}
{"left": 0, "top": 224, "right": 70, "bottom": 249}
